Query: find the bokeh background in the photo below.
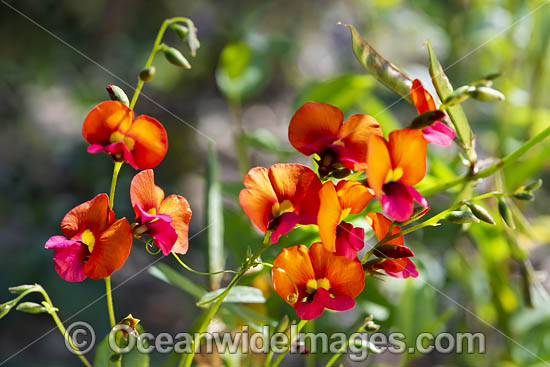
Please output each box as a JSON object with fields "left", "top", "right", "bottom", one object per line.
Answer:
{"left": 1, "top": 0, "right": 549, "bottom": 366}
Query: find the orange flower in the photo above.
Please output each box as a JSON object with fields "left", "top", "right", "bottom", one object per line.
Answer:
{"left": 272, "top": 243, "right": 365, "bottom": 320}
{"left": 130, "top": 169, "right": 192, "bottom": 255}
{"left": 239, "top": 164, "right": 322, "bottom": 243}
{"left": 288, "top": 102, "right": 382, "bottom": 174}
{"left": 44, "top": 194, "right": 132, "bottom": 281}
{"left": 318, "top": 180, "right": 374, "bottom": 258}
{"left": 410, "top": 79, "right": 455, "bottom": 146}
{"left": 364, "top": 212, "right": 417, "bottom": 278}
{"left": 366, "top": 129, "right": 429, "bottom": 222}
{"left": 82, "top": 101, "right": 168, "bottom": 169}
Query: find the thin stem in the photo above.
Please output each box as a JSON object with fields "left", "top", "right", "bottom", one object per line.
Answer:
{"left": 180, "top": 232, "right": 272, "bottom": 367}
{"left": 271, "top": 320, "right": 308, "bottom": 367}
{"left": 420, "top": 126, "right": 550, "bottom": 197}
{"left": 104, "top": 277, "right": 116, "bottom": 328}
{"left": 325, "top": 318, "right": 372, "bottom": 367}
{"left": 108, "top": 161, "right": 123, "bottom": 209}
{"left": 172, "top": 252, "right": 238, "bottom": 276}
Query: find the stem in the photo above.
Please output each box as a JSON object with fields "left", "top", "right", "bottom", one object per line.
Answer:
{"left": 104, "top": 277, "right": 116, "bottom": 328}
{"left": 180, "top": 232, "right": 272, "bottom": 367}
{"left": 420, "top": 126, "right": 550, "bottom": 197}
{"left": 271, "top": 320, "right": 308, "bottom": 367}
{"left": 325, "top": 318, "right": 371, "bottom": 367}
{"left": 172, "top": 252, "right": 238, "bottom": 276}
{"left": 109, "top": 161, "right": 123, "bottom": 209}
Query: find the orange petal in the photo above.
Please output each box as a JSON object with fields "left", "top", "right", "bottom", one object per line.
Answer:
{"left": 411, "top": 79, "right": 436, "bottom": 114}
{"left": 337, "top": 114, "right": 383, "bottom": 165}
{"left": 239, "top": 167, "right": 278, "bottom": 233}
{"left": 272, "top": 245, "right": 315, "bottom": 307}
{"left": 84, "top": 218, "right": 132, "bottom": 279}
{"left": 366, "top": 134, "right": 391, "bottom": 197}
{"left": 268, "top": 164, "right": 319, "bottom": 209}
{"left": 308, "top": 243, "right": 364, "bottom": 298}
{"left": 288, "top": 102, "right": 343, "bottom": 155}
{"left": 160, "top": 195, "right": 192, "bottom": 254}
{"left": 388, "top": 129, "right": 427, "bottom": 186}
{"left": 130, "top": 170, "right": 165, "bottom": 217}
{"left": 61, "top": 193, "right": 114, "bottom": 239}
{"left": 335, "top": 181, "right": 374, "bottom": 214}
{"left": 365, "top": 212, "right": 404, "bottom": 246}
{"left": 82, "top": 101, "right": 133, "bottom": 145}
{"left": 125, "top": 115, "right": 168, "bottom": 169}
{"left": 317, "top": 182, "right": 342, "bottom": 252}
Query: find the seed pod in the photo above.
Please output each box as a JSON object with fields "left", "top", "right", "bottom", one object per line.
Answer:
{"left": 171, "top": 24, "right": 189, "bottom": 39}
{"left": 161, "top": 45, "right": 191, "bottom": 69}
{"left": 442, "top": 85, "right": 475, "bottom": 107}
{"left": 139, "top": 66, "right": 156, "bottom": 82}
{"left": 106, "top": 85, "right": 130, "bottom": 106}
{"left": 445, "top": 210, "right": 480, "bottom": 224}
{"left": 466, "top": 202, "right": 495, "bottom": 224}
{"left": 498, "top": 198, "right": 515, "bottom": 229}
{"left": 512, "top": 192, "right": 534, "bottom": 201}
{"left": 410, "top": 110, "right": 446, "bottom": 129}
{"left": 469, "top": 86, "right": 505, "bottom": 101}
{"left": 16, "top": 302, "right": 48, "bottom": 314}
{"left": 523, "top": 179, "right": 543, "bottom": 192}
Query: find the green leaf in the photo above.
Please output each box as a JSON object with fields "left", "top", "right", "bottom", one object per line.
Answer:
{"left": 241, "top": 129, "right": 294, "bottom": 155}
{"left": 148, "top": 264, "right": 205, "bottom": 299}
{"left": 426, "top": 41, "right": 476, "bottom": 162}
{"left": 342, "top": 23, "right": 413, "bottom": 102}
{"left": 197, "top": 286, "right": 265, "bottom": 306}
{"left": 94, "top": 326, "right": 149, "bottom": 367}
{"left": 206, "top": 142, "right": 225, "bottom": 290}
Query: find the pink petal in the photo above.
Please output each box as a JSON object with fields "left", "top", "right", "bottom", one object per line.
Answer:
{"left": 325, "top": 293, "right": 356, "bottom": 312}
{"left": 87, "top": 144, "right": 106, "bottom": 153}
{"left": 422, "top": 122, "right": 455, "bottom": 146}
{"left": 405, "top": 186, "right": 429, "bottom": 208}
{"left": 381, "top": 182, "right": 413, "bottom": 222}
{"left": 300, "top": 136, "right": 337, "bottom": 155}
{"left": 329, "top": 144, "right": 358, "bottom": 168}
{"left": 45, "top": 236, "right": 88, "bottom": 282}
{"left": 384, "top": 258, "right": 419, "bottom": 279}
{"left": 376, "top": 244, "right": 414, "bottom": 259}
{"left": 270, "top": 212, "right": 300, "bottom": 244}
{"left": 296, "top": 288, "right": 329, "bottom": 320}
{"left": 335, "top": 222, "right": 364, "bottom": 260}
{"left": 136, "top": 204, "right": 177, "bottom": 255}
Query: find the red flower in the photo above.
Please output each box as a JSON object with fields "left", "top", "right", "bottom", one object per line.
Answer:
{"left": 411, "top": 79, "right": 455, "bottom": 146}
{"left": 130, "top": 169, "right": 192, "bottom": 255}
{"left": 288, "top": 102, "right": 382, "bottom": 173}
{"left": 365, "top": 212, "right": 417, "bottom": 278}
{"left": 45, "top": 194, "right": 132, "bottom": 282}
{"left": 82, "top": 101, "right": 168, "bottom": 169}
{"left": 272, "top": 243, "right": 365, "bottom": 320}
{"left": 239, "top": 164, "right": 322, "bottom": 243}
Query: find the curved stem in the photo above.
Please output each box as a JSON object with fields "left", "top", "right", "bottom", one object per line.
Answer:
{"left": 180, "top": 232, "right": 272, "bottom": 367}
{"left": 271, "top": 320, "right": 308, "bottom": 367}
{"left": 108, "top": 161, "right": 123, "bottom": 209}
{"left": 172, "top": 253, "right": 238, "bottom": 276}
{"left": 324, "top": 318, "right": 371, "bottom": 367}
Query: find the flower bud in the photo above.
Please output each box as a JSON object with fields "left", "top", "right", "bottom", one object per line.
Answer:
{"left": 522, "top": 179, "right": 543, "bottom": 193}
{"left": 445, "top": 210, "right": 480, "bottom": 224}
{"left": 512, "top": 192, "right": 534, "bottom": 201}
{"left": 465, "top": 202, "right": 495, "bottom": 224}
{"left": 498, "top": 198, "right": 515, "bottom": 229}
{"left": 469, "top": 86, "right": 505, "bottom": 101}
{"left": 139, "top": 66, "right": 156, "bottom": 82}
{"left": 161, "top": 45, "right": 191, "bottom": 69}
{"left": 442, "top": 85, "right": 475, "bottom": 108}
{"left": 106, "top": 85, "right": 130, "bottom": 106}
{"left": 410, "top": 110, "right": 446, "bottom": 129}
{"left": 171, "top": 24, "right": 189, "bottom": 39}
{"left": 16, "top": 302, "right": 48, "bottom": 314}
{"left": 9, "top": 284, "right": 37, "bottom": 295}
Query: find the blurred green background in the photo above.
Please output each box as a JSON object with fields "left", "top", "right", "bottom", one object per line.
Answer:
{"left": 1, "top": 0, "right": 549, "bottom": 366}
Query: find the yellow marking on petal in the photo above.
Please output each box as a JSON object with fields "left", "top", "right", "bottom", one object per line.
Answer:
{"left": 317, "top": 278, "right": 330, "bottom": 291}
{"left": 384, "top": 167, "right": 404, "bottom": 184}
{"left": 147, "top": 208, "right": 157, "bottom": 215}
{"left": 271, "top": 199, "right": 295, "bottom": 218}
{"left": 109, "top": 131, "right": 135, "bottom": 151}
{"left": 82, "top": 229, "right": 95, "bottom": 253}
{"left": 339, "top": 207, "right": 352, "bottom": 223}
{"left": 333, "top": 140, "right": 345, "bottom": 146}
{"left": 306, "top": 279, "right": 318, "bottom": 294}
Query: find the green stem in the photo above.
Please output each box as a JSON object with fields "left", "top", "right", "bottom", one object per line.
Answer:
{"left": 172, "top": 252, "right": 238, "bottom": 276}
{"left": 271, "top": 320, "right": 308, "bottom": 367}
{"left": 104, "top": 276, "right": 116, "bottom": 328}
{"left": 420, "top": 126, "right": 550, "bottom": 197}
{"left": 180, "top": 232, "right": 272, "bottom": 367}
{"left": 324, "top": 318, "right": 371, "bottom": 367}
{"left": 109, "top": 161, "right": 123, "bottom": 209}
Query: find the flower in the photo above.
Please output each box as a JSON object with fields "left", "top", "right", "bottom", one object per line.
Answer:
{"left": 130, "top": 169, "right": 192, "bottom": 255}
{"left": 366, "top": 129, "right": 429, "bottom": 222}
{"left": 288, "top": 102, "right": 382, "bottom": 174}
{"left": 44, "top": 194, "right": 132, "bottom": 282}
{"left": 365, "top": 212, "right": 418, "bottom": 278}
{"left": 272, "top": 243, "right": 365, "bottom": 320}
{"left": 318, "top": 180, "right": 374, "bottom": 259}
{"left": 239, "top": 164, "right": 322, "bottom": 243}
{"left": 82, "top": 101, "right": 168, "bottom": 169}
{"left": 411, "top": 79, "right": 455, "bottom": 146}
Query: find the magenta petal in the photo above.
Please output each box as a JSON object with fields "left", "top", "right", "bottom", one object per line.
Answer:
{"left": 384, "top": 258, "right": 419, "bottom": 279}
{"left": 329, "top": 144, "right": 358, "bottom": 166}
{"left": 300, "top": 136, "right": 337, "bottom": 155}
{"left": 136, "top": 204, "right": 173, "bottom": 225}
{"left": 147, "top": 219, "right": 178, "bottom": 255}
{"left": 405, "top": 186, "right": 429, "bottom": 208}
{"left": 270, "top": 212, "right": 300, "bottom": 244}
{"left": 376, "top": 244, "right": 414, "bottom": 259}
{"left": 87, "top": 144, "right": 106, "bottom": 153}
{"left": 296, "top": 288, "right": 329, "bottom": 320}
{"left": 45, "top": 236, "right": 88, "bottom": 282}
{"left": 335, "top": 222, "right": 364, "bottom": 260}
{"left": 325, "top": 293, "right": 356, "bottom": 312}
{"left": 120, "top": 142, "right": 137, "bottom": 169}
{"left": 422, "top": 122, "right": 455, "bottom": 146}
{"left": 381, "top": 182, "right": 413, "bottom": 222}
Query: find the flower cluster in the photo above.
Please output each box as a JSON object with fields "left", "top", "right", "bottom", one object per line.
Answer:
{"left": 45, "top": 101, "right": 192, "bottom": 282}
{"left": 240, "top": 80, "right": 455, "bottom": 320}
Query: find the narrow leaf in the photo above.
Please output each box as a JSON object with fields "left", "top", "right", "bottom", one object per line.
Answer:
{"left": 198, "top": 286, "right": 265, "bottom": 306}
{"left": 148, "top": 264, "right": 205, "bottom": 299}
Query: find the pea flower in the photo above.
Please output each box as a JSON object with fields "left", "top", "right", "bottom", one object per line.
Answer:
{"left": 82, "top": 101, "right": 168, "bottom": 169}
{"left": 318, "top": 180, "right": 374, "bottom": 259}
{"left": 272, "top": 243, "right": 365, "bottom": 320}
{"left": 44, "top": 194, "right": 132, "bottom": 282}
{"left": 288, "top": 102, "right": 382, "bottom": 174}
{"left": 130, "top": 169, "right": 192, "bottom": 255}
{"left": 365, "top": 212, "right": 418, "bottom": 278}
{"left": 239, "top": 164, "right": 322, "bottom": 243}
{"left": 367, "top": 129, "right": 429, "bottom": 222}
{"left": 411, "top": 79, "right": 455, "bottom": 146}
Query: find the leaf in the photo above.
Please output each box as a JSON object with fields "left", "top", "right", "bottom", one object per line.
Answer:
{"left": 341, "top": 23, "right": 413, "bottom": 102}
{"left": 148, "top": 264, "right": 205, "bottom": 299}
{"left": 94, "top": 326, "right": 150, "bottom": 367}
{"left": 241, "top": 129, "right": 294, "bottom": 155}
{"left": 197, "top": 286, "right": 265, "bottom": 306}
{"left": 206, "top": 142, "right": 225, "bottom": 290}
{"left": 426, "top": 41, "right": 476, "bottom": 162}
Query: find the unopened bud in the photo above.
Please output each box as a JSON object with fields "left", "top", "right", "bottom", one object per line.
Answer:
{"left": 331, "top": 168, "right": 351, "bottom": 179}
{"left": 522, "top": 179, "right": 543, "bottom": 193}
{"left": 466, "top": 202, "right": 495, "bottom": 224}
{"left": 442, "top": 85, "right": 475, "bottom": 108}
{"left": 410, "top": 110, "right": 446, "bottom": 129}
{"left": 139, "top": 66, "right": 156, "bottom": 82}
{"left": 171, "top": 24, "right": 189, "bottom": 39}
{"left": 106, "top": 85, "right": 130, "bottom": 106}
{"left": 16, "top": 302, "right": 48, "bottom": 314}
{"left": 445, "top": 210, "right": 480, "bottom": 224}
{"left": 161, "top": 45, "right": 191, "bottom": 69}
{"left": 498, "top": 198, "right": 515, "bottom": 229}
{"left": 512, "top": 192, "right": 534, "bottom": 201}
{"left": 469, "top": 86, "right": 505, "bottom": 101}
{"left": 9, "top": 284, "right": 37, "bottom": 295}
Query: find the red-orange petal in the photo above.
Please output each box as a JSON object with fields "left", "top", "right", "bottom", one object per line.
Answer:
{"left": 318, "top": 182, "right": 342, "bottom": 252}
{"left": 366, "top": 134, "right": 391, "bottom": 197}
{"left": 335, "top": 181, "right": 374, "bottom": 214}
{"left": 61, "top": 193, "right": 114, "bottom": 240}
{"left": 130, "top": 169, "right": 165, "bottom": 217}
{"left": 388, "top": 129, "right": 427, "bottom": 187}
{"left": 160, "top": 194, "right": 192, "bottom": 254}
{"left": 365, "top": 212, "right": 404, "bottom": 246}
{"left": 411, "top": 79, "right": 436, "bottom": 114}
{"left": 337, "top": 114, "right": 383, "bottom": 166}
{"left": 82, "top": 101, "right": 133, "bottom": 145}
{"left": 268, "top": 163, "right": 319, "bottom": 210}
{"left": 239, "top": 167, "right": 279, "bottom": 233}
{"left": 272, "top": 245, "right": 315, "bottom": 307}
{"left": 308, "top": 243, "right": 364, "bottom": 298}
{"left": 125, "top": 115, "right": 168, "bottom": 169}
{"left": 288, "top": 102, "right": 343, "bottom": 155}
{"left": 84, "top": 218, "right": 132, "bottom": 279}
